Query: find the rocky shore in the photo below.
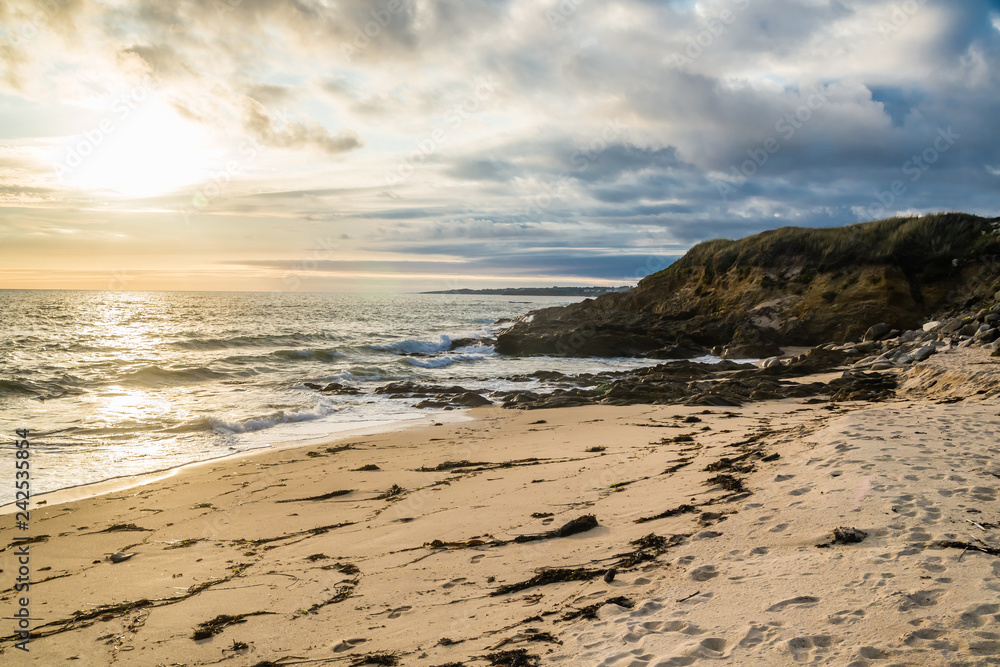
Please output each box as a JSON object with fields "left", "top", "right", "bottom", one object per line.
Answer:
{"left": 495, "top": 213, "right": 1000, "bottom": 359}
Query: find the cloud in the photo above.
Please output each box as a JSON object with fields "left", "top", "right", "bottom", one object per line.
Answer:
{"left": 241, "top": 97, "right": 363, "bottom": 154}
{"left": 0, "top": 0, "right": 998, "bottom": 289}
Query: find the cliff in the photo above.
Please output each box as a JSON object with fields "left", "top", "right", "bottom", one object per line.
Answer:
{"left": 495, "top": 213, "right": 1000, "bottom": 358}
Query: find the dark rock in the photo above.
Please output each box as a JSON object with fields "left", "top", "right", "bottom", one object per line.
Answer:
{"left": 831, "top": 527, "right": 867, "bottom": 544}
{"left": 648, "top": 344, "right": 712, "bottom": 359}
{"left": 454, "top": 392, "right": 492, "bottom": 407}
{"left": 974, "top": 328, "right": 999, "bottom": 344}
{"left": 495, "top": 214, "right": 1000, "bottom": 358}
{"left": 555, "top": 514, "right": 599, "bottom": 537}
{"left": 720, "top": 341, "right": 783, "bottom": 359}
{"left": 449, "top": 337, "right": 493, "bottom": 350}
{"left": 863, "top": 323, "right": 890, "bottom": 342}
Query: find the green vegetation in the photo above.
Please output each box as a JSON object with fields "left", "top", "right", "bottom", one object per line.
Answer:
{"left": 655, "top": 213, "right": 1000, "bottom": 280}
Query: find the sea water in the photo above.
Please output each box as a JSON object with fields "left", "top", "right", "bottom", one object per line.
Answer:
{"left": 0, "top": 290, "right": 666, "bottom": 496}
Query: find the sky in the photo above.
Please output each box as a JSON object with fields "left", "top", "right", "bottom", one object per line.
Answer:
{"left": 0, "top": 0, "right": 998, "bottom": 292}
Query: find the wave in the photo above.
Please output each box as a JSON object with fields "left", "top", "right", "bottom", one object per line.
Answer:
{"left": 121, "top": 365, "right": 236, "bottom": 387}
{"left": 402, "top": 352, "right": 489, "bottom": 369}
{"left": 370, "top": 335, "right": 454, "bottom": 355}
{"left": 169, "top": 333, "right": 328, "bottom": 351}
{"left": 270, "top": 348, "right": 346, "bottom": 362}
{"left": 209, "top": 403, "right": 340, "bottom": 434}
{"left": 0, "top": 379, "right": 38, "bottom": 396}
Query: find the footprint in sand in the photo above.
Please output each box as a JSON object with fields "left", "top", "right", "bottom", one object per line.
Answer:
{"left": 766, "top": 596, "right": 820, "bottom": 612}
{"left": 857, "top": 646, "right": 889, "bottom": 660}
{"left": 971, "top": 486, "right": 998, "bottom": 502}
{"left": 958, "top": 603, "right": 1000, "bottom": 628}
{"left": 442, "top": 577, "right": 466, "bottom": 589}
{"left": 333, "top": 638, "right": 367, "bottom": 652}
{"left": 920, "top": 557, "right": 947, "bottom": 573}
{"left": 689, "top": 565, "right": 718, "bottom": 581}
{"left": 787, "top": 635, "right": 835, "bottom": 663}
{"left": 768, "top": 523, "right": 789, "bottom": 533}
{"left": 788, "top": 487, "right": 812, "bottom": 496}
{"left": 470, "top": 554, "right": 484, "bottom": 564}
{"left": 388, "top": 606, "right": 412, "bottom": 619}
{"left": 898, "top": 590, "right": 943, "bottom": 612}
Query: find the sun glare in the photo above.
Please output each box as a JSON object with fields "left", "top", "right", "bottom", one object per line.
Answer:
{"left": 57, "top": 99, "right": 212, "bottom": 198}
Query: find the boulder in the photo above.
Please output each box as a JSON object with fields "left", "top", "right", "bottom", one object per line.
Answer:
{"left": 922, "top": 321, "right": 942, "bottom": 332}
{"left": 911, "top": 345, "right": 937, "bottom": 362}
{"left": 973, "top": 328, "right": 999, "bottom": 344}
{"left": 454, "top": 392, "right": 493, "bottom": 407}
{"left": 863, "top": 323, "right": 890, "bottom": 342}
{"left": 720, "top": 341, "right": 783, "bottom": 360}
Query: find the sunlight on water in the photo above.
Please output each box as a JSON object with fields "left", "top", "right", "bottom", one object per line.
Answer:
{"left": 0, "top": 291, "right": 668, "bottom": 496}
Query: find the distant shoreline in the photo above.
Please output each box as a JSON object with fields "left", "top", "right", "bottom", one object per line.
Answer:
{"left": 421, "top": 285, "right": 632, "bottom": 296}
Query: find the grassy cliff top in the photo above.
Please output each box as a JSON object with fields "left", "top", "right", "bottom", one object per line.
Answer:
{"left": 651, "top": 212, "right": 1000, "bottom": 284}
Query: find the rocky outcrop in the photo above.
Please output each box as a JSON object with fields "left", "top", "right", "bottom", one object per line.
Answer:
{"left": 496, "top": 213, "right": 1000, "bottom": 357}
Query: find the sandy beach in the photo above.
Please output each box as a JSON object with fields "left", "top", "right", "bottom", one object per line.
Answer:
{"left": 3, "top": 347, "right": 1000, "bottom": 666}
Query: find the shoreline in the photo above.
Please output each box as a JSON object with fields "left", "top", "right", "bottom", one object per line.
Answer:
{"left": 3, "top": 347, "right": 999, "bottom": 665}
{"left": 2, "top": 408, "right": 474, "bottom": 516}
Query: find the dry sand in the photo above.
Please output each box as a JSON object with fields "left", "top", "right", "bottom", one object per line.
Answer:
{"left": 2, "top": 348, "right": 1000, "bottom": 666}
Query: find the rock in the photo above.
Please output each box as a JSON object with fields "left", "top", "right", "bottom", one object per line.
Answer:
{"left": 648, "top": 344, "right": 712, "bottom": 359}
{"left": 974, "top": 328, "right": 999, "bottom": 344}
{"left": 720, "top": 341, "right": 783, "bottom": 359}
{"left": 454, "top": 392, "right": 492, "bottom": 407}
{"left": 863, "top": 323, "right": 890, "bottom": 342}
{"left": 922, "top": 321, "right": 942, "bottom": 332}
{"left": 761, "top": 356, "right": 784, "bottom": 369}
{"left": 911, "top": 345, "right": 936, "bottom": 362}
{"left": 302, "top": 382, "right": 361, "bottom": 395}
{"left": 940, "top": 318, "right": 966, "bottom": 334}
{"left": 852, "top": 341, "right": 879, "bottom": 354}
{"left": 960, "top": 323, "right": 981, "bottom": 337}
{"left": 449, "top": 337, "right": 493, "bottom": 350}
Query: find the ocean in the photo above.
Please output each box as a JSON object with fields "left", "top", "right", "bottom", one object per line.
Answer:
{"left": 0, "top": 290, "right": 666, "bottom": 496}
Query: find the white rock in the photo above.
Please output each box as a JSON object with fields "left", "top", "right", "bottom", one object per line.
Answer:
{"left": 922, "top": 321, "right": 942, "bottom": 332}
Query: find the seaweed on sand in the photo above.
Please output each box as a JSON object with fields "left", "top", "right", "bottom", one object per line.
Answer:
{"left": 191, "top": 611, "right": 272, "bottom": 640}
{"left": 349, "top": 654, "right": 399, "bottom": 666}
{"left": 559, "top": 596, "right": 635, "bottom": 622}
{"left": 491, "top": 568, "right": 605, "bottom": 596}
{"left": 705, "top": 474, "right": 746, "bottom": 493}
{"left": 634, "top": 503, "right": 698, "bottom": 524}
{"left": 276, "top": 488, "right": 353, "bottom": 503}
{"left": 484, "top": 649, "right": 541, "bottom": 666}
{"left": 376, "top": 484, "right": 406, "bottom": 500}
{"left": 612, "top": 533, "right": 685, "bottom": 568}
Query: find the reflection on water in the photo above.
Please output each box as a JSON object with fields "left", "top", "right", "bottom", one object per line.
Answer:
{"left": 0, "top": 290, "right": 663, "bottom": 495}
